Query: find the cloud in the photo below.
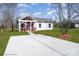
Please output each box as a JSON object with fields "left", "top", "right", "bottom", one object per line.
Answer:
{"left": 46, "top": 8, "right": 50, "bottom": 11}
{"left": 62, "top": 3, "right": 66, "bottom": 8}
{"left": 51, "top": 14, "right": 58, "bottom": 20}
{"left": 47, "top": 3, "right": 51, "bottom": 6}
{"left": 19, "top": 9, "right": 24, "bottom": 12}
{"left": 30, "top": 3, "right": 38, "bottom": 6}
{"left": 33, "top": 12, "right": 42, "bottom": 16}
{"left": 18, "top": 4, "right": 30, "bottom": 8}
{"left": 63, "top": 9, "right": 68, "bottom": 19}
{"left": 19, "top": 12, "right": 29, "bottom": 17}
{"left": 47, "top": 10, "right": 56, "bottom": 15}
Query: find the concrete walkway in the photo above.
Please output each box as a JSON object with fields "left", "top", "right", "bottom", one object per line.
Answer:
{"left": 4, "top": 31, "right": 79, "bottom": 56}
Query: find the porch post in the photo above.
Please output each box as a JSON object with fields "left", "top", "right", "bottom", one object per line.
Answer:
{"left": 30, "top": 22, "right": 32, "bottom": 31}
{"left": 19, "top": 21, "right": 21, "bottom": 32}
{"left": 25, "top": 21, "right": 27, "bottom": 31}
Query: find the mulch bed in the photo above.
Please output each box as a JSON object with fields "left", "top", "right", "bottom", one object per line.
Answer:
{"left": 58, "top": 34, "right": 71, "bottom": 40}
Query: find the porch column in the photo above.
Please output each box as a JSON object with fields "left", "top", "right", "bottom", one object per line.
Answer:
{"left": 19, "top": 21, "right": 21, "bottom": 32}
{"left": 30, "top": 22, "right": 32, "bottom": 31}
{"left": 25, "top": 21, "right": 27, "bottom": 31}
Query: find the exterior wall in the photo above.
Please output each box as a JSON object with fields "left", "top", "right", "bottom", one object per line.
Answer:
{"left": 75, "top": 24, "right": 79, "bottom": 28}
{"left": 34, "top": 22, "right": 53, "bottom": 31}
{"left": 18, "top": 19, "right": 53, "bottom": 32}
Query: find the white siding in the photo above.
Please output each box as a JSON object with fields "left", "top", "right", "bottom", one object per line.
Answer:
{"left": 75, "top": 24, "right": 79, "bottom": 28}
{"left": 34, "top": 22, "right": 53, "bottom": 31}
{"left": 18, "top": 18, "right": 53, "bottom": 31}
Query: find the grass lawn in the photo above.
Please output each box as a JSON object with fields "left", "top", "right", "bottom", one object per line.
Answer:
{"left": 0, "top": 30, "right": 28, "bottom": 56}
{"left": 35, "top": 28, "right": 79, "bottom": 43}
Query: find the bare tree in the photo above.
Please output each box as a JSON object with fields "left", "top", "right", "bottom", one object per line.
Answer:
{"left": 50, "top": 3, "right": 78, "bottom": 35}
{"left": 56, "top": 3, "right": 79, "bottom": 35}
{"left": 2, "top": 3, "right": 17, "bottom": 31}
{"left": 57, "top": 4, "right": 65, "bottom": 34}
{"left": 53, "top": 3, "right": 72, "bottom": 34}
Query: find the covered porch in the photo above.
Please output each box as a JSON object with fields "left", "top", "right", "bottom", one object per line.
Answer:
{"left": 19, "top": 20, "right": 36, "bottom": 32}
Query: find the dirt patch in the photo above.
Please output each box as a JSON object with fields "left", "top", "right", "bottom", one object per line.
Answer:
{"left": 58, "top": 34, "right": 71, "bottom": 40}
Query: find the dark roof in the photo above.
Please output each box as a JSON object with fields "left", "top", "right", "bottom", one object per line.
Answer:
{"left": 21, "top": 16, "right": 53, "bottom": 23}
{"left": 21, "top": 16, "right": 33, "bottom": 20}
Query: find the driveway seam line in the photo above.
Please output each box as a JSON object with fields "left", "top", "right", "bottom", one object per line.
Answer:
{"left": 31, "top": 37, "right": 66, "bottom": 56}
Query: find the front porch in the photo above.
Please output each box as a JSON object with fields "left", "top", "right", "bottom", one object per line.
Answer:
{"left": 19, "top": 20, "right": 36, "bottom": 32}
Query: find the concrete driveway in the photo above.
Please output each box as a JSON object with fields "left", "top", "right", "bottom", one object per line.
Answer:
{"left": 4, "top": 34, "right": 79, "bottom": 56}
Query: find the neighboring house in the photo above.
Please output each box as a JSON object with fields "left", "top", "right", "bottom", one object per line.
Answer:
{"left": 74, "top": 20, "right": 79, "bottom": 28}
{"left": 18, "top": 16, "right": 53, "bottom": 32}
{"left": 75, "top": 23, "right": 79, "bottom": 28}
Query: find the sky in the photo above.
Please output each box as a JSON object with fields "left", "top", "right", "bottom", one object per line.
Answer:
{"left": 16, "top": 3, "right": 58, "bottom": 20}
{"left": 0, "top": 3, "right": 68, "bottom": 22}
{"left": 0, "top": 3, "right": 71, "bottom": 22}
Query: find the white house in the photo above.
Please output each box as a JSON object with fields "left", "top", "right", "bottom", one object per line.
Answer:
{"left": 74, "top": 20, "right": 79, "bottom": 28}
{"left": 75, "top": 24, "right": 79, "bottom": 28}
{"left": 18, "top": 16, "right": 53, "bottom": 32}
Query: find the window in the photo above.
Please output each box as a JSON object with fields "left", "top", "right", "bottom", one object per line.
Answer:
{"left": 39, "top": 24, "right": 41, "bottom": 28}
{"left": 21, "top": 23, "right": 25, "bottom": 28}
{"left": 49, "top": 23, "right": 51, "bottom": 28}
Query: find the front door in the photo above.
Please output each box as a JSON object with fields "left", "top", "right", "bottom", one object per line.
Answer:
{"left": 26, "top": 22, "right": 30, "bottom": 30}
{"left": 26, "top": 22, "right": 35, "bottom": 31}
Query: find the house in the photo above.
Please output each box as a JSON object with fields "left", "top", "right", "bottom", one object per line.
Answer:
{"left": 74, "top": 20, "right": 79, "bottom": 28}
{"left": 18, "top": 16, "right": 53, "bottom": 32}
{"left": 75, "top": 24, "right": 79, "bottom": 28}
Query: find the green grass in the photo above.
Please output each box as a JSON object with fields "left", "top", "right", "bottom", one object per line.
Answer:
{"left": 35, "top": 28, "right": 79, "bottom": 43}
{"left": 35, "top": 28, "right": 60, "bottom": 37}
{"left": 0, "top": 30, "right": 28, "bottom": 56}
{"left": 0, "top": 28, "right": 79, "bottom": 56}
{"left": 68, "top": 28, "right": 79, "bottom": 43}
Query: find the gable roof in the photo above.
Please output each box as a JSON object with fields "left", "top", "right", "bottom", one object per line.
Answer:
{"left": 20, "top": 16, "right": 53, "bottom": 23}
{"left": 21, "top": 16, "right": 33, "bottom": 20}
